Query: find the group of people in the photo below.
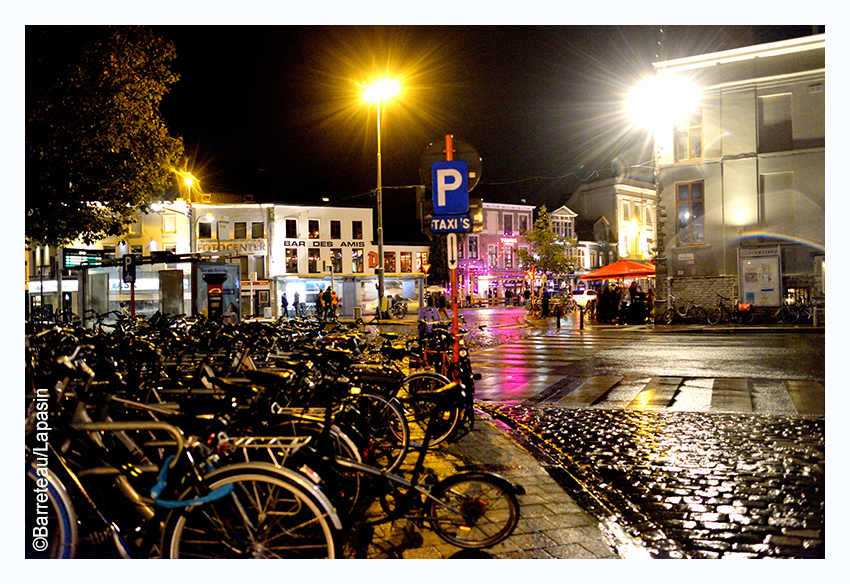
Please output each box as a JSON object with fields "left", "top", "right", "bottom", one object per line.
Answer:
{"left": 593, "top": 281, "right": 655, "bottom": 325}
{"left": 280, "top": 287, "right": 338, "bottom": 320}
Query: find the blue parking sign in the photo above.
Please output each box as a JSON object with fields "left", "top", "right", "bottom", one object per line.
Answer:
{"left": 122, "top": 254, "right": 136, "bottom": 284}
{"left": 432, "top": 160, "right": 469, "bottom": 215}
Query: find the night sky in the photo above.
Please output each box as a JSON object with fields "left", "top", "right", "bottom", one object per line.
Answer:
{"left": 153, "top": 25, "right": 818, "bottom": 204}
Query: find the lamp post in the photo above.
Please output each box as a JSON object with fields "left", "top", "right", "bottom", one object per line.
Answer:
{"left": 364, "top": 79, "right": 399, "bottom": 317}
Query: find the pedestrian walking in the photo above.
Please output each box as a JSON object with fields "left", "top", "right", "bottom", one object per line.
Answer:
{"left": 281, "top": 293, "right": 289, "bottom": 318}
{"left": 315, "top": 291, "right": 325, "bottom": 319}
{"left": 330, "top": 288, "right": 339, "bottom": 318}
{"left": 322, "top": 286, "right": 333, "bottom": 319}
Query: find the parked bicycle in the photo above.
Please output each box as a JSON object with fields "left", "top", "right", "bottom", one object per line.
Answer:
{"left": 661, "top": 294, "right": 707, "bottom": 324}
{"left": 706, "top": 294, "right": 755, "bottom": 325}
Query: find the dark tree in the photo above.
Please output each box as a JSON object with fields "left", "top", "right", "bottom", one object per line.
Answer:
{"left": 26, "top": 26, "right": 184, "bottom": 247}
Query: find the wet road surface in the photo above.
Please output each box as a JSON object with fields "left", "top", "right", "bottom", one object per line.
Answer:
{"left": 454, "top": 308, "right": 826, "bottom": 558}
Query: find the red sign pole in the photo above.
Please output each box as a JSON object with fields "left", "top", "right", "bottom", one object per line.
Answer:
{"left": 446, "top": 134, "right": 460, "bottom": 366}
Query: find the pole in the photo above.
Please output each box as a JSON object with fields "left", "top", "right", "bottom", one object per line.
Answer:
{"left": 376, "top": 99, "right": 385, "bottom": 318}
{"left": 446, "top": 134, "right": 461, "bottom": 365}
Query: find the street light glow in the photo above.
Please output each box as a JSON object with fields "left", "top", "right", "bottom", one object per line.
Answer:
{"left": 628, "top": 74, "right": 699, "bottom": 130}
{"left": 363, "top": 78, "right": 400, "bottom": 102}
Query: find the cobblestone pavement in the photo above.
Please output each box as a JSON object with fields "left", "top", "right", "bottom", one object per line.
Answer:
{"left": 479, "top": 404, "right": 825, "bottom": 559}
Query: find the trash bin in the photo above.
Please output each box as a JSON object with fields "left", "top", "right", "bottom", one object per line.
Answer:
{"left": 354, "top": 307, "right": 362, "bottom": 320}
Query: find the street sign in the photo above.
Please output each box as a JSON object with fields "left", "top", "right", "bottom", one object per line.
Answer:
{"left": 430, "top": 214, "right": 472, "bottom": 233}
{"left": 122, "top": 254, "right": 136, "bottom": 284}
{"left": 432, "top": 160, "right": 469, "bottom": 214}
{"left": 446, "top": 233, "right": 458, "bottom": 270}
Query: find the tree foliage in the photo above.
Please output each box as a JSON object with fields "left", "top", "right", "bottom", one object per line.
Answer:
{"left": 516, "top": 206, "right": 577, "bottom": 277}
{"left": 26, "top": 26, "right": 184, "bottom": 247}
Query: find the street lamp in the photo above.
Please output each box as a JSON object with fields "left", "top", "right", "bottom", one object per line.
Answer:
{"left": 364, "top": 78, "right": 400, "bottom": 315}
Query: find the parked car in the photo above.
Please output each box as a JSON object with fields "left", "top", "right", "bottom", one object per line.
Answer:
{"left": 571, "top": 288, "right": 597, "bottom": 307}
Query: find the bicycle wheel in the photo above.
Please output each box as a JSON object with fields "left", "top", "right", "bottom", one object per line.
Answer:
{"left": 427, "top": 472, "right": 520, "bottom": 549}
{"left": 163, "top": 465, "right": 339, "bottom": 559}
{"left": 250, "top": 418, "right": 363, "bottom": 517}
{"left": 781, "top": 305, "right": 799, "bottom": 324}
{"left": 687, "top": 306, "right": 707, "bottom": 324}
{"left": 25, "top": 463, "right": 78, "bottom": 559}
{"left": 661, "top": 307, "right": 676, "bottom": 325}
{"left": 706, "top": 306, "right": 725, "bottom": 325}
{"left": 738, "top": 309, "right": 755, "bottom": 325}
{"left": 400, "top": 371, "right": 460, "bottom": 448}
{"left": 354, "top": 392, "right": 409, "bottom": 473}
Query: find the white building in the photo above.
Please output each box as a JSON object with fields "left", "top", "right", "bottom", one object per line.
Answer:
{"left": 651, "top": 34, "right": 825, "bottom": 308}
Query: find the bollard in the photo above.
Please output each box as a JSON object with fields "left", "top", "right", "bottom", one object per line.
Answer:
{"left": 579, "top": 306, "right": 584, "bottom": 330}
{"left": 555, "top": 304, "right": 561, "bottom": 329}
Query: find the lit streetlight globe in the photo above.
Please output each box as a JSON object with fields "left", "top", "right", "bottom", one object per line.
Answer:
{"left": 628, "top": 74, "right": 699, "bottom": 131}
{"left": 364, "top": 79, "right": 400, "bottom": 102}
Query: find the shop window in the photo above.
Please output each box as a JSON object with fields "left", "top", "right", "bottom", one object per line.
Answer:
{"left": 400, "top": 252, "right": 412, "bottom": 273}
{"left": 384, "top": 252, "right": 396, "bottom": 273}
{"left": 352, "top": 249, "right": 364, "bottom": 273}
{"left": 676, "top": 181, "right": 705, "bottom": 245}
{"left": 331, "top": 249, "right": 342, "bottom": 273}
{"left": 416, "top": 251, "right": 429, "bottom": 272}
{"left": 674, "top": 107, "right": 703, "bottom": 161}
{"left": 285, "top": 248, "right": 298, "bottom": 273}
{"left": 308, "top": 249, "right": 320, "bottom": 273}
{"left": 331, "top": 220, "right": 341, "bottom": 239}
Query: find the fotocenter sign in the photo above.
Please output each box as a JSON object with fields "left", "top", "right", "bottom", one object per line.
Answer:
{"left": 197, "top": 239, "right": 268, "bottom": 254}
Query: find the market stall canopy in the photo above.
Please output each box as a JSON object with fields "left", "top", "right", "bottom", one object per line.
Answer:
{"left": 581, "top": 259, "right": 655, "bottom": 280}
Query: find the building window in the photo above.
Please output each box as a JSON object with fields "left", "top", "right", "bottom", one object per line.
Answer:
{"left": 239, "top": 257, "right": 249, "bottom": 280}
{"left": 400, "top": 252, "right": 412, "bottom": 273}
{"left": 352, "top": 221, "right": 363, "bottom": 239}
{"left": 384, "top": 252, "right": 396, "bottom": 273}
{"left": 308, "top": 220, "right": 320, "bottom": 239}
{"left": 674, "top": 108, "right": 703, "bottom": 161}
{"left": 416, "top": 251, "right": 428, "bottom": 272}
{"left": 285, "top": 219, "right": 297, "bottom": 239}
{"left": 253, "top": 256, "right": 265, "bottom": 280}
{"left": 234, "top": 222, "right": 247, "bottom": 239}
{"left": 330, "top": 249, "right": 342, "bottom": 273}
{"left": 488, "top": 245, "right": 498, "bottom": 268}
{"left": 676, "top": 181, "right": 705, "bottom": 245}
{"left": 468, "top": 236, "right": 478, "bottom": 259}
{"left": 285, "top": 248, "right": 298, "bottom": 272}
{"left": 198, "top": 222, "right": 212, "bottom": 239}
{"left": 458, "top": 238, "right": 464, "bottom": 259}
{"left": 759, "top": 93, "right": 792, "bottom": 153}
{"left": 162, "top": 214, "right": 177, "bottom": 234}
{"left": 330, "top": 220, "right": 341, "bottom": 239}
{"left": 504, "top": 248, "right": 514, "bottom": 268}
{"left": 518, "top": 215, "right": 528, "bottom": 233}
{"left": 308, "top": 249, "right": 320, "bottom": 273}
{"left": 252, "top": 222, "right": 264, "bottom": 238}
{"left": 503, "top": 214, "right": 513, "bottom": 235}
{"left": 351, "top": 249, "right": 363, "bottom": 273}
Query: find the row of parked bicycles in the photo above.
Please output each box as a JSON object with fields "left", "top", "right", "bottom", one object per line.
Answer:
{"left": 25, "top": 312, "right": 521, "bottom": 559}
{"left": 658, "top": 293, "right": 824, "bottom": 325}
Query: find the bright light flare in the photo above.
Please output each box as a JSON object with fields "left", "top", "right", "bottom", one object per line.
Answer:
{"left": 363, "top": 78, "right": 400, "bottom": 102}
{"left": 628, "top": 74, "right": 700, "bottom": 130}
